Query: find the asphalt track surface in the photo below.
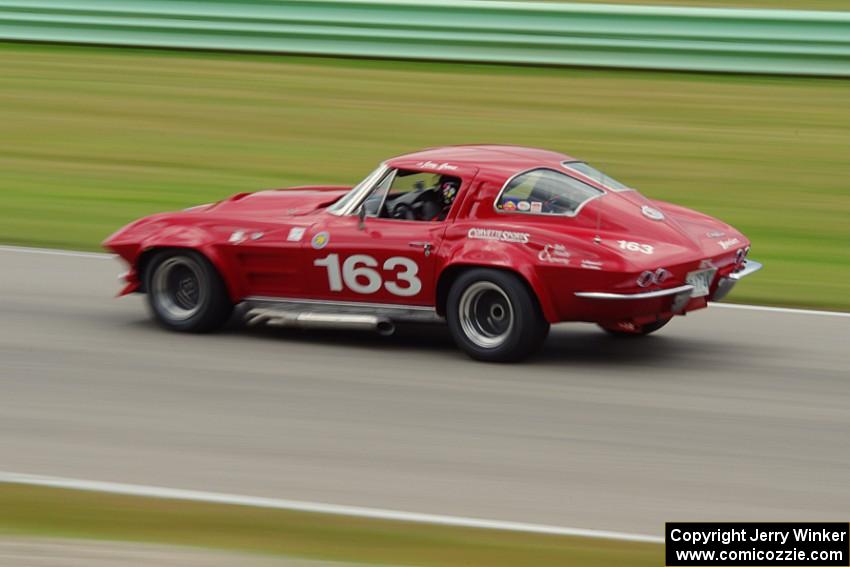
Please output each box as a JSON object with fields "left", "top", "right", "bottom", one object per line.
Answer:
{"left": 1, "top": 247, "right": 848, "bottom": 536}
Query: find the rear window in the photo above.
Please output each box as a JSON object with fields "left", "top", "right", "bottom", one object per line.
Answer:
{"left": 496, "top": 168, "right": 603, "bottom": 216}
{"left": 562, "top": 161, "right": 632, "bottom": 192}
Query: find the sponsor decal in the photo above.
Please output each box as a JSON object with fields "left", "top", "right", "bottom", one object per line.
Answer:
{"left": 228, "top": 230, "right": 246, "bottom": 244}
{"left": 287, "top": 227, "right": 306, "bottom": 242}
{"left": 530, "top": 201, "right": 543, "bottom": 214}
{"left": 251, "top": 232, "right": 264, "bottom": 241}
{"left": 502, "top": 201, "right": 517, "bottom": 211}
{"left": 538, "top": 244, "right": 571, "bottom": 265}
{"left": 616, "top": 322, "right": 637, "bottom": 332}
{"left": 416, "top": 160, "right": 458, "bottom": 171}
{"left": 617, "top": 240, "right": 654, "bottom": 255}
{"left": 718, "top": 238, "right": 741, "bottom": 250}
{"left": 311, "top": 231, "right": 330, "bottom": 250}
{"left": 705, "top": 230, "right": 726, "bottom": 238}
{"left": 517, "top": 200, "right": 531, "bottom": 212}
{"left": 641, "top": 205, "right": 665, "bottom": 221}
{"left": 467, "top": 228, "right": 530, "bottom": 244}
{"left": 581, "top": 259, "right": 603, "bottom": 270}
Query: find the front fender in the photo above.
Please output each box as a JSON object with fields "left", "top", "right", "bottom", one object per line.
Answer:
{"left": 105, "top": 220, "right": 242, "bottom": 302}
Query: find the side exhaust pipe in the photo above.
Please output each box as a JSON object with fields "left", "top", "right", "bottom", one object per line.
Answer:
{"left": 247, "top": 308, "right": 395, "bottom": 335}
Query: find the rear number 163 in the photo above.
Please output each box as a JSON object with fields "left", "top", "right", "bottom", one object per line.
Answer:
{"left": 314, "top": 254, "right": 422, "bottom": 297}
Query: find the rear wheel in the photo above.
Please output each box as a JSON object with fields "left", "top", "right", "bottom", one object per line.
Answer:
{"left": 447, "top": 269, "right": 549, "bottom": 362}
{"left": 145, "top": 250, "right": 233, "bottom": 333}
{"left": 599, "top": 317, "right": 672, "bottom": 337}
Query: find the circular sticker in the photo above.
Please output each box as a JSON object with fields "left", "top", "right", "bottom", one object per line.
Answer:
{"left": 641, "top": 205, "right": 665, "bottom": 221}
{"left": 517, "top": 201, "right": 531, "bottom": 211}
{"left": 311, "top": 231, "right": 330, "bottom": 249}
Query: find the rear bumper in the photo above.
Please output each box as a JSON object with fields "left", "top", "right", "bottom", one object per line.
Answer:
{"left": 573, "top": 284, "right": 698, "bottom": 322}
{"left": 712, "top": 259, "right": 763, "bottom": 301}
{"left": 575, "top": 284, "right": 694, "bottom": 301}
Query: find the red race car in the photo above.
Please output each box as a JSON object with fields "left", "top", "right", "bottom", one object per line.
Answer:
{"left": 104, "top": 145, "right": 761, "bottom": 361}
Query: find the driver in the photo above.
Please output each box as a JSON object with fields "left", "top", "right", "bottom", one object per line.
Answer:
{"left": 434, "top": 177, "right": 460, "bottom": 221}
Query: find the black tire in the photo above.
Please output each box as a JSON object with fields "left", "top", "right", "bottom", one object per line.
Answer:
{"left": 144, "top": 250, "right": 233, "bottom": 333}
{"left": 599, "top": 317, "right": 672, "bottom": 337}
{"left": 446, "top": 269, "right": 549, "bottom": 362}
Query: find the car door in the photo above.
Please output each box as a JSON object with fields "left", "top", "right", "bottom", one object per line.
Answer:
{"left": 303, "top": 165, "right": 477, "bottom": 307}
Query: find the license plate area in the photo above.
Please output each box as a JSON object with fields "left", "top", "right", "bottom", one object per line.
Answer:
{"left": 686, "top": 268, "right": 717, "bottom": 297}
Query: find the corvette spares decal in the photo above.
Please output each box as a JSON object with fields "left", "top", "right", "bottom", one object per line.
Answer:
{"left": 287, "top": 227, "right": 306, "bottom": 242}
{"left": 580, "top": 259, "right": 603, "bottom": 270}
{"left": 538, "top": 244, "right": 571, "bottom": 265}
{"left": 311, "top": 231, "right": 330, "bottom": 249}
{"left": 718, "top": 237, "right": 741, "bottom": 250}
{"left": 467, "top": 228, "right": 530, "bottom": 244}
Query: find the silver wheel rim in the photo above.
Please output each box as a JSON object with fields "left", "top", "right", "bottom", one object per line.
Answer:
{"left": 152, "top": 257, "right": 205, "bottom": 321}
{"left": 458, "top": 281, "right": 514, "bottom": 349}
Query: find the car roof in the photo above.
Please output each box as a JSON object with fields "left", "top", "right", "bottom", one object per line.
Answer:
{"left": 387, "top": 145, "right": 580, "bottom": 174}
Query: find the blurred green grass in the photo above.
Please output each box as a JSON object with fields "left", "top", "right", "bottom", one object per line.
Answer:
{"left": 521, "top": 0, "right": 850, "bottom": 9}
{"left": 0, "top": 484, "right": 661, "bottom": 566}
{"left": 0, "top": 43, "right": 848, "bottom": 310}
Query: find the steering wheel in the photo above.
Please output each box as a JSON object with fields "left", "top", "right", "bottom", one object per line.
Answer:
{"left": 390, "top": 202, "right": 416, "bottom": 220}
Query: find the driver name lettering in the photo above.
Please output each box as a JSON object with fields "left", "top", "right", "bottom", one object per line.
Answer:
{"left": 468, "top": 228, "right": 530, "bottom": 244}
{"left": 416, "top": 161, "right": 458, "bottom": 171}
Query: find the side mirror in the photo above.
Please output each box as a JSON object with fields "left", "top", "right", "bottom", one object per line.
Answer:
{"left": 357, "top": 205, "right": 367, "bottom": 230}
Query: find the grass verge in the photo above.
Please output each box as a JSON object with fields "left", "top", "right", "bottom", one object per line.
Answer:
{"left": 0, "top": 43, "right": 848, "bottom": 309}
{"left": 0, "top": 484, "right": 661, "bottom": 566}
{"left": 523, "top": 0, "right": 850, "bottom": 10}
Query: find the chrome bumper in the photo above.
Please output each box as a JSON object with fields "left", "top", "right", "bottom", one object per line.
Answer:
{"left": 713, "top": 259, "right": 763, "bottom": 301}
{"left": 575, "top": 284, "right": 695, "bottom": 313}
{"left": 574, "top": 284, "right": 694, "bottom": 300}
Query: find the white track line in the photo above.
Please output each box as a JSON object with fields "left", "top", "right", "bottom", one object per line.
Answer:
{"left": 0, "top": 245, "right": 113, "bottom": 260}
{"left": 1, "top": 245, "right": 847, "bottom": 319}
{"left": 0, "top": 471, "right": 662, "bottom": 544}
{"left": 711, "top": 303, "right": 850, "bottom": 319}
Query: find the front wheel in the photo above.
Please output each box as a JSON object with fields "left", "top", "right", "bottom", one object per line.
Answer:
{"left": 145, "top": 250, "right": 233, "bottom": 333}
{"left": 446, "top": 269, "right": 549, "bottom": 362}
{"left": 599, "top": 317, "right": 672, "bottom": 337}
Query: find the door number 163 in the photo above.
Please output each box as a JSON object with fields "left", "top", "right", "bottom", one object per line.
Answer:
{"left": 314, "top": 254, "right": 422, "bottom": 297}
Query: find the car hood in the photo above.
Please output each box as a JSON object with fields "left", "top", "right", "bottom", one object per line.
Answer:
{"left": 202, "top": 186, "right": 350, "bottom": 219}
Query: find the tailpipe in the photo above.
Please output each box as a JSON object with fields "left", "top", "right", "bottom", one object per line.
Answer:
{"left": 375, "top": 319, "right": 396, "bottom": 336}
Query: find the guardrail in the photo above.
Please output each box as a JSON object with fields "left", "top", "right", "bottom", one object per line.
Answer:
{"left": 1, "top": 0, "right": 848, "bottom": 76}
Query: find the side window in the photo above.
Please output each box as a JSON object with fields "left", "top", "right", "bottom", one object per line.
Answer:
{"left": 360, "top": 168, "right": 461, "bottom": 222}
{"left": 496, "top": 168, "right": 603, "bottom": 216}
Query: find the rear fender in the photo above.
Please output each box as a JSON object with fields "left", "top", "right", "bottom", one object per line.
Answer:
{"left": 438, "top": 244, "right": 558, "bottom": 322}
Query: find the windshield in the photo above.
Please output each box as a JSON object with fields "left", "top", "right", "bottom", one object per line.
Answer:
{"left": 562, "top": 161, "right": 632, "bottom": 192}
{"left": 327, "top": 164, "right": 389, "bottom": 215}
